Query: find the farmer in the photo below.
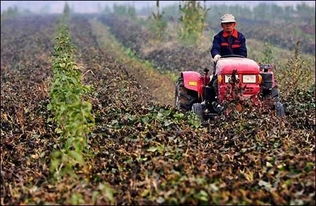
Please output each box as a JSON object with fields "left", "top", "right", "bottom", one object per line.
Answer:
{"left": 205, "top": 14, "right": 247, "bottom": 105}
{"left": 211, "top": 14, "right": 247, "bottom": 63}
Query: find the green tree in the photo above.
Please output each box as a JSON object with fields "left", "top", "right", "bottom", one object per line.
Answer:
{"left": 253, "top": 3, "right": 269, "bottom": 21}
{"left": 127, "top": 5, "right": 136, "bottom": 18}
{"left": 63, "top": 2, "right": 71, "bottom": 19}
{"left": 113, "top": 4, "right": 126, "bottom": 16}
{"left": 103, "top": 5, "right": 112, "bottom": 14}
{"left": 113, "top": 4, "right": 136, "bottom": 19}
{"left": 148, "top": 0, "right": 167, "bottom": 41}
{"left": 296, "top": 3, "right": 315, "bottom": 24}
{"left": 178, "top": 1, "right": 209, "bottom": 45}
{"left": 161, "top": 4, "right": 180, "bottom": 21}
{"left": 270, "top": 4, "right": 284, "bottom": 23}
{"left": 1, "top": 6, "right": 19, "bottom": 20}
{"left": 283, "top": 6, "right": 295, "bottom": 22}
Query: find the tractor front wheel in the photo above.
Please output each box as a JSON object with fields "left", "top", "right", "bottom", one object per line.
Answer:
{"left": 175, "top": 77, "right": 198, "bottom": 111}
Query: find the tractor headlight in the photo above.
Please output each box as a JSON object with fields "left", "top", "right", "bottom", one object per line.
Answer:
{"left": 224, "top": 75, "right": 239, "bottom": 83}
{"left": 242, "top": 75, "right": 256, "bottom": 83}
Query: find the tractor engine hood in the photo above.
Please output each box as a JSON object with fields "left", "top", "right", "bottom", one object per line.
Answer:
{"left": 215, "top": 57, "right": 260, "bottom": 75}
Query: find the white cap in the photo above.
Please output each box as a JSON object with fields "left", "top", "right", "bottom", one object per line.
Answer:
{"left": 220, "top": 14, "right": 236, "bottom": 23}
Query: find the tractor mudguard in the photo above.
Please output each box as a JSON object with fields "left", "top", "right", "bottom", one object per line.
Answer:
{"left": 181, "top": 71, "right": 203, "bottom": 94}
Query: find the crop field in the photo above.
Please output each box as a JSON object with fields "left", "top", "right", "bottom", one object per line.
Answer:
{"left": 1, "top": 3, "right": 315, "bottom": 205}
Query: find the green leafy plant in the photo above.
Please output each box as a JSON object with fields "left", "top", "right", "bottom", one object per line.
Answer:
{"left": 48, "top": 14, "right": 94, "bottom": 180}
{"left": 187, "top": 112, "right": 202, "bottom": 128}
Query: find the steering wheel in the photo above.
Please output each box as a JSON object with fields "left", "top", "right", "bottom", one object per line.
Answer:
{"left": 221, "top": 54, "right": 245, "bottom": 58}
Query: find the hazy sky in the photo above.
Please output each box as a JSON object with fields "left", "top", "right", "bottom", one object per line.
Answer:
{"left": 1, "top": 1, "right": 315, "bottom": 14}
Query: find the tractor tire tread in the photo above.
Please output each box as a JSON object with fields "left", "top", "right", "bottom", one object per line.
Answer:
{"left": 175, "top": 77, "right": 198, "bottom": 112}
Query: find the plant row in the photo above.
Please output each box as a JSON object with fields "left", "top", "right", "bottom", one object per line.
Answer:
{"left": 48, "top": 16, "right": 94, "bottom": 180}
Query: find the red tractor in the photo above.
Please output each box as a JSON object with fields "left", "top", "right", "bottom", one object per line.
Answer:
{"left": 175, "top": 55, "right": 285, "bottom": 119}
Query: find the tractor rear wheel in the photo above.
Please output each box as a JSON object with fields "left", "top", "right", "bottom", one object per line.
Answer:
{"left": 175, "top": 77, "right": 198, "bottom": 111}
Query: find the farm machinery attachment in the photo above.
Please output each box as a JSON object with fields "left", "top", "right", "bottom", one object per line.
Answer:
{"left": 175, "top": 55, "right": 285, "bottom": 120}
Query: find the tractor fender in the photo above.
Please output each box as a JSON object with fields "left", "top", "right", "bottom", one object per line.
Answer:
{"left": 181, "top": 71, "right": 203, "bottom": 94}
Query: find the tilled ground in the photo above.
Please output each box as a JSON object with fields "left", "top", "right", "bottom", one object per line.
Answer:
{"left": 1, "top": 14, "right": 315, "bottom": 205}
{"left": 70, "top": 16, "right": 315, "bottom": 205}
{"left": 88, "top": 19, "right": 175, "bottom": 106}
{"left": 1, "top": 15, "right": 57, "bottom": 204}
{"left": 99, "top": 15, "right": 213, "bottom": 72}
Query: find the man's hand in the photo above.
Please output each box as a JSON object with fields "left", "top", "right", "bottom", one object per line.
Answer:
{"left": 213, "top": 54, "right": 221, "bottom": 63}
